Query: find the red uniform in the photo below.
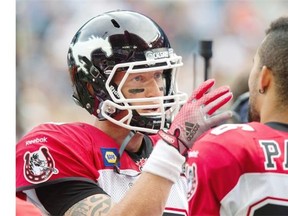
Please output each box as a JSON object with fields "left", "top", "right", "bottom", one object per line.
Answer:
{"left": 16, "top": 122, "right": 190, "bottom": 215}
{"left": 187, "top": 122, "right": 288, "bottom": 215}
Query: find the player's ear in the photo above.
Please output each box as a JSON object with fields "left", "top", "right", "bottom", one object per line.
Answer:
{"left": 259, "top": 66, "right": 272, "bottom": 92}
{"left": 87, "top": 83, "right": 94, "bottom": 95}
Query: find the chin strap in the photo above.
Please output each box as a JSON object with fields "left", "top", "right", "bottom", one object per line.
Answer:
{"left": 130, "top": 110, "right": 163, "bottom": 130}
{"left": 114, "top": 130, "right": 136, "bottom": 173}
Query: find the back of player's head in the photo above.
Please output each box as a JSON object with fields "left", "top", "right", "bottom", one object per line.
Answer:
{"left": 258, "top": 16, "right": 288, "bottom": 105}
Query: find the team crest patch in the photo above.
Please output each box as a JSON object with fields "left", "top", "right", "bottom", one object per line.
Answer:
{"left": 186, "top": 163, "right": 198, "bottom": 201}
{"left": 23, "top": 146, "right": 59, "bottom": 184}
{"left": 101, "top": 148, "right": 119, "bottom": 167}
{"left": 136, "top": 158, "right": 147, "bottom": 172}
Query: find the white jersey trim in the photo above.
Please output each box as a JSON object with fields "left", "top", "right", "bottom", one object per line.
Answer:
{"left": 220, "top": 172, "right": 288, "bottom": 216}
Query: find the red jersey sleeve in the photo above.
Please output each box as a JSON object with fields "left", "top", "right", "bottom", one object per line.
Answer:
{"left": 16, "top": 122, "right": 102, "bottom": 191}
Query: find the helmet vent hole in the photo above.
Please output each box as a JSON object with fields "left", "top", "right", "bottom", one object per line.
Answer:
{"left": 111, "top": 19, "right": 120, "bottom": 28}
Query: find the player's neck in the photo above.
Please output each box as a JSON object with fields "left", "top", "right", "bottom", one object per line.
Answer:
{"left": 260, "top": 104, "right": 288, "bottom": 124}
{"left": 94, "top": 119, "right": 143, "bottom": 152}
{"left": 125, "top": 132, "right": 145, "bottom": 153}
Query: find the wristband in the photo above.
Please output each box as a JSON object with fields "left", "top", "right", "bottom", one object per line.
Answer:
{"left": 157, "top": 129, "right": 189, "bottom": 156}
{"left": 142, "top": 139, "right": 185, "bottom": 183}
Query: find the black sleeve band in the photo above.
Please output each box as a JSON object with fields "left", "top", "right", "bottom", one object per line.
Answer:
{"left": 35, "top": 180, "right": 108, "bottom": 215}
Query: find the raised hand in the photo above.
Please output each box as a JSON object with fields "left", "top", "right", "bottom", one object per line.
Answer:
{"left": 158, "top": 79, "right": 233, "bottom": 155}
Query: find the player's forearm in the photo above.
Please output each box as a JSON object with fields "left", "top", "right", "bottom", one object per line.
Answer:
{"left": 108, "top": 140, "right": 185, "bottom": 216}
{"left": 107, "top": 172, "right": 173, "bottom": 216}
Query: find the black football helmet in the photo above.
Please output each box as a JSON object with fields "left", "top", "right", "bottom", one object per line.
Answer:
{"left": 67, "top": 10, "right": 187, "bottom": 134}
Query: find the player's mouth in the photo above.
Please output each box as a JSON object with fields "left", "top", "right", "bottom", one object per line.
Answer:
{"left": 139, "top": 108, "right": 160, "bottom": 113}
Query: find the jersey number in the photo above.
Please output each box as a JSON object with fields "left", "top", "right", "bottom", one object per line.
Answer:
{"left": 248, "top": 197, "right": 288, "bottom": 216}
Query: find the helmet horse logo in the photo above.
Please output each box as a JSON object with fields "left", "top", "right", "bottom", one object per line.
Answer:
{"left": 70, "top": 36, "right": 113, "bottom": 74}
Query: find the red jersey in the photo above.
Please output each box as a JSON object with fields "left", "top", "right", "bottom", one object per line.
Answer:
{"left": 187, "top": 122, "right": 288, "bottom": 215}
{"left": 16, "top": 122, "right": 189, "bottom": 215}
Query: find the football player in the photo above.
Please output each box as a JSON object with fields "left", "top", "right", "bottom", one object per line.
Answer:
{"left": 187, "top": 16, "right": 288, "bottom": 215}
{"left": 16, "top": 10, "right": 232, "bottom": 216}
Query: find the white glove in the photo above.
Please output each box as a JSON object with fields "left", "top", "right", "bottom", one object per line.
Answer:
{"left": 158, "top": 79, "right": 233, "bottom": 155}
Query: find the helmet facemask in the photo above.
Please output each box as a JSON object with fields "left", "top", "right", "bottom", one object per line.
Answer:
{"left": 100, "top": 49, "right": 188, "bottom": 134}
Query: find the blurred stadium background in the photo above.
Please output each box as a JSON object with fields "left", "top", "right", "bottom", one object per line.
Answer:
{"left": 16, "top": 0, "right": 288, "bottom": 140}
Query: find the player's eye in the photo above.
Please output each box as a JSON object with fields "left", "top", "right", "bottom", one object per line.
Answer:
{"left": 133, "top": 75, "right": 143, "bottom": 82}
{"left": 154, "top": 72, "right": 163, "bottom": 80}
